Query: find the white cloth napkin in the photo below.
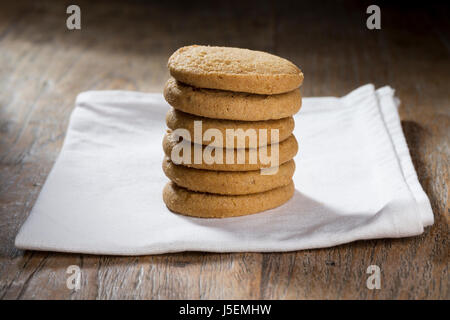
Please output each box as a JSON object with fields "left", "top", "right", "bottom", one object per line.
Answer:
{"left": 15, "top": 84, "right": 434, "bottom": 255}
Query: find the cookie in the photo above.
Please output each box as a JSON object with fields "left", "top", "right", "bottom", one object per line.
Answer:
{"left": 168, "top": 45, "right": 303, "bottom": 95}
{"left": 163, "top": 157, "right": 295, "bottom": 195}
{"left": 166, "top": 108, "right": 295, "bottom": 148}
{"left": 162, "top": 130, "right": 298, "bottom": 171}
{"left": 164, "top": 78, "right": 302, "bottom": 121}
{"left": 163, "top": 180, "right": 295, "bottom": 218}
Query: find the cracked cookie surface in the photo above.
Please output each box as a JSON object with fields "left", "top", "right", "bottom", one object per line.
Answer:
{"left": 168, "top": 45, "right": 303, "bottom": 95}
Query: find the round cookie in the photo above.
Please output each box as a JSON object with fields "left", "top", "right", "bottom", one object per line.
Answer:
{"left": 163, "top": 157, "right": 295, "bottom": 195}
{"left": 162, "top": 130, "right": 298, "bottom": 171}
{"left": 163, "top": 180, "right": 295, "bottom": 218}
{"left": 166, "top": 108, "right": 295, "bottom": 148}
{"left": 168, "top": 45, "right": 303, "bottom": 95}
{"left": 164, "top": 78, "right": 302, "bottom": 121}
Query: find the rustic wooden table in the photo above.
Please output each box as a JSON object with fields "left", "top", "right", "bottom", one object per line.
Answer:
{"left": 0, "top": 1, "right": 448, "bottom": 299}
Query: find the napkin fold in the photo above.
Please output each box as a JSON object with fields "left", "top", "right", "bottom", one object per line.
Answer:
{"left": 15, "top": 84, "right": 433, "bottom": 255}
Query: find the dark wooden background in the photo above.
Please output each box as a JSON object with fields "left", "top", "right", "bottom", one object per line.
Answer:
{"left": 0, "top": 0, "right": 448, "bottom": 299}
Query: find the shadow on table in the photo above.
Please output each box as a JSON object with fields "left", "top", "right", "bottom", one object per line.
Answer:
{"left": 401, "top": 120, "right": 447, "bottom": 262}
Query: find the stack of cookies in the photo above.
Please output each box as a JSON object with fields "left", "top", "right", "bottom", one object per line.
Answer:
{"left": 162, "top": 45, "right": 303, "bottom": 218}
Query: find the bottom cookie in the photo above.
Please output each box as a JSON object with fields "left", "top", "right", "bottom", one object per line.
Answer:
{"left": 163, "top": 180, "right": 295, "bottom": 218}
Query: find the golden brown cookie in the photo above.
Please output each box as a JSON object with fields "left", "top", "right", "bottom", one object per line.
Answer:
{"left": 163, "top": 180, "right": 295, "bottom": 218}
{"left": 163, "top": 157, "right": 295, "bottom": 195}
{"left": 164, "top": 78, "right": 302, "bottom": 121}
{"left": 162, "top": 130, "right": 298, "bottom": 171}
{"left": 166, "top": 108, "right": 295, "bottom": 148}
{"left": 168, "top": 45, "right": 303, "bottom": 95}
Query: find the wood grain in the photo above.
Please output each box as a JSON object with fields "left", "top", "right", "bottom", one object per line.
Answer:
{"left": 0, "top": 0, "right": 448, "bottom": 299}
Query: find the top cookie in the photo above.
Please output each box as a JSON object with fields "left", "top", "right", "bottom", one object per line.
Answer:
{"left": 168, "top": 45, "right": 304, "bottom": 94}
